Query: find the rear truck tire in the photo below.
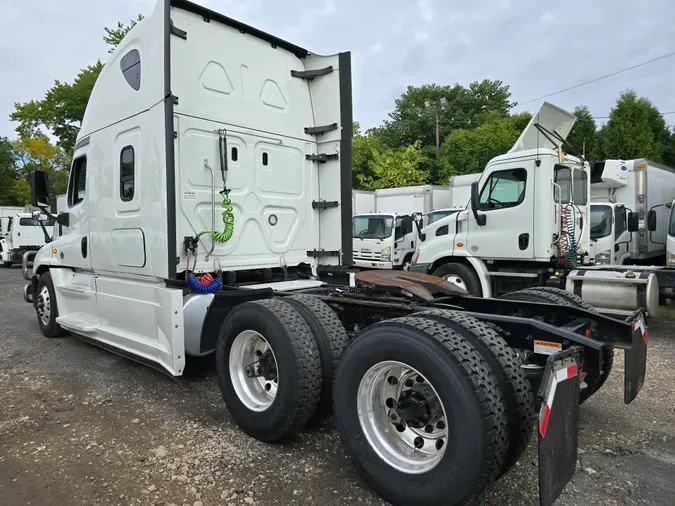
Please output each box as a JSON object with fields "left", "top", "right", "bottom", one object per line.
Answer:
{"left": 283, "top": 294, "right": 349, "bottom": 424}
{"left": 36, "top": 271, "right": 67, "bottom": 338}
{"left": 431, "top": 262, "right": 482, "bottom": 297}
{"left": 412, "top": 309, "right": 534, "bottom": 477}
{"left": 499, "top": 287, "right": 613, "bottom": 404}
{"left": 216, "top": 298, "right": 322, "bottom": 442}
{"left": 334, "top": 316, "right": 508, "bottom": 506}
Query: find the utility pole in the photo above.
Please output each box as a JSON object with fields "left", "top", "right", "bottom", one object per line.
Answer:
{"left": 425, "top": 98, "right": 448, "bottom": 157}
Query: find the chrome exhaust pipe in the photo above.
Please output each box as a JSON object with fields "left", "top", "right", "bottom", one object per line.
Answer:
{"left": 22, "top": 250, "right": 36, "bottom": 281}
{"left": 23, "top": 283, "right": 33, "bottom": 304}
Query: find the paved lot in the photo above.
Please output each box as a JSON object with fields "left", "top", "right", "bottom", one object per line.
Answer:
{"left": 1, "top": 266, "right": 674, "bottom": 506}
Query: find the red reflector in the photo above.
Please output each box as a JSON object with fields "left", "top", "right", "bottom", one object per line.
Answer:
{"left": 584, "top": 329, "right": 591, "bottom": 338}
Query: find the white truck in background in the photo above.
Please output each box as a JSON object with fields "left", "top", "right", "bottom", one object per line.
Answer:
{"left": 422, "top": 173, "right": 481, "bottom": 228}
{"left": 1, "top": 206, "right": 26, "bottom": 238}
{"left": 352, "top": 190, "right": 375, "bottom": 214}
{"left": 17, "top": 3, "right": 650, "bottom": 505}
{"left": 352, "top": 185, "right": 450, "bottom": 270}
{"left": 0, "top": 212, "right": 54, "bottom": 267}
{"left": 449, "top": 173, "right": 481, "bottom": 209}
{"left": 590, "top": 159, "right": 675, "bottom": 265}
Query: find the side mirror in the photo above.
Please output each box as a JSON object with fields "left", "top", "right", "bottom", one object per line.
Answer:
{"left": 647, "top": 210, "right": 657, "bottom": 232}
{"left": 470, "top": 181, "right": 486, "bottom": 226}
{"left": 627, "top": 211, "right": 639, "bottom": 232}
{"left": 667, "top": 202, "right": 673, "bottom": 210}
{"left": 32, "top": 211, "right": 48, "bottom": 221}
{"left": 28, "top": 171, "right": 51, "bottom": 208}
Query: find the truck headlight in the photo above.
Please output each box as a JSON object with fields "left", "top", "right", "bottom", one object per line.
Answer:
{"left": 595, "top": 249, "right": 611, "bottom": 265}
{"left": 381, "top": 247, "right": 391, "bottom": 261}
{"left": 667, "top": 253, "right": 675, "bottom": 267}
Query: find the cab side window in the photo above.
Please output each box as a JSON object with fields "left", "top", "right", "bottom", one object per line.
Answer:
{"left": 120, "top": 146, "right": 135, "bottom": 201}
{"left": 478, "top": 168, "right": 527, "bottom": 211}
{"left": 68, "top": 156, "right": 87, "bottom": 207}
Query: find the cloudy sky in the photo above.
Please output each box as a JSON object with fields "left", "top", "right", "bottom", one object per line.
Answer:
{"left": 1, "top": 0, "right": 674, "bottom": 141}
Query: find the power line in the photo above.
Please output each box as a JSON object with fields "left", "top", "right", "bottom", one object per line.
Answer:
{"left": 516, "top": 51, "right": 675, "bottom": 106}
{"left": 593, "top": 111, "right": 675, "bottom": 119}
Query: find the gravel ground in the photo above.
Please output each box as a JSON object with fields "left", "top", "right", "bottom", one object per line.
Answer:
{"left": 1, "top": 266, "right": 674, "bottom": 506}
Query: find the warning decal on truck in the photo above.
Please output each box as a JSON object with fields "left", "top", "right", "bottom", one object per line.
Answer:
{"left": 183, "top": 191, "right": 197, "bottom": 200}
{"left": 534, "top": 340, "right": 563, "bottom": 356}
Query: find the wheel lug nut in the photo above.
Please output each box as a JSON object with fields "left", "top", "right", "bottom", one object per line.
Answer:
{"left": 425, "top": 425, "right": 433, "bottom": 433}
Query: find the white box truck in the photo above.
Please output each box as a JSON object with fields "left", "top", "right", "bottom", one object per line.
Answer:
{"left": 352, "top": 185, "right": 450, "bottom": 270}
{"left": 351, "top": 190, "right": 375, "bottom": 215}
{"left": 19, "top": 3, "right": 648, "bottom": 505}
{"left": 589, "top": 159, "right": 675, "bottom": 265}
{"left": 449, "top": 173, "right": 481, "bottom": 209}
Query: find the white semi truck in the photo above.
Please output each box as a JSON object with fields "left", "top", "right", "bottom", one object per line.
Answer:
{"left": 352, "top": 185, "right": 450, "bottom": 270}
{"left": 590, "top": 159, "right": 675, "bottom": 265}
{"left": 21, "top": 3, "right": 648, "bottom": 505}
{"left": 0, "top": 212, "right": 54, "bottom": 267}
{"left": 411, "top": 102, "right": 661, "bottom": 316}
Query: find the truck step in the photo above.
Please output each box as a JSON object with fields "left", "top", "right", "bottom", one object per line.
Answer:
{"left": 56, "top": 316, "right": 100, "bottom": 333}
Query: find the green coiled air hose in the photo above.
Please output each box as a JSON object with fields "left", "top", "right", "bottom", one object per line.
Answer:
{"left": 205, "top": 191, "right": 234, "bottom": 243}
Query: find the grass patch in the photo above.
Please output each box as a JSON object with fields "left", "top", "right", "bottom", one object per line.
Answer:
{"left": 658, "top": 304, "right": 675, "bottom": 320}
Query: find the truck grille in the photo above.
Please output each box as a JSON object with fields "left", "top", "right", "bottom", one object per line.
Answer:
{"left": 353, "top": 250, "right": 382, "bottom": 261}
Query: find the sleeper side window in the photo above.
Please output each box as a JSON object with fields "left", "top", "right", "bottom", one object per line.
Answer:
{"left": 68, "top": 156, "right": 87, "bottom": 207}
{"left": 120, "top": 146, "right": 135, "bottom": 201}
{"left": 121, "top": 49, "right": 141, "bottom": 91}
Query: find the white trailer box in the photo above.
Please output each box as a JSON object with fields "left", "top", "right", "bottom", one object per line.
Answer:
{"left": 449, "top": 173, "right": 481, "bottom": 208}
{"left": 590, "top": 159, "right": 675, "bottom": 264}
{"left": 374, "top": 184, "right": 450, "bottom": 215}
{"left": 352, "top": 190, "right": 375, "bottom": 215}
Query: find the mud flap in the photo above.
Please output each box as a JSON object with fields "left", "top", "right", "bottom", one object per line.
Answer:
{"left": 538, "top": 349, "right": 581, "bottom": 506}
{"left": 624, "top": 312, "right": 648, "bottom": 404}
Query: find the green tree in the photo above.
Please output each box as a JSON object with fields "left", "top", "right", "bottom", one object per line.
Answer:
{"left": 438, "top": 113, "right": 531, "bottom": 181}
{"left": 103, "top": 14, "right": 144, "bottom": 53}
{"left": 378, "top": 80, "right": 515, "bottom": 149}
{"left": 9, "top": 17, "right": 143, "bottom": 154}
{"left": 566, "top": 105, "right": 599, "bottom": 159}
{"left": 0, "top": 137, "right": 19, "bottom": 205}
{"left": 352, "top": 122, "right": 384, "bottom": 190}
{"left": 356, "top": 141, "right": 429, "bottom": 190}
{"left": 664, "top": 129, "right": 675, "bottom": 167}
{"left": 599, "top": 90, "right": 671, "bottom": 162}
{"left": 13, "top": 136, "right": 69, "bottom": 198}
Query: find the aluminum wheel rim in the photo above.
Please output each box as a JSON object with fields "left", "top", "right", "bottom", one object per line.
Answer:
{"left": 443, "top": 274, "right": 467, "bottom": 291}
{"left": 357, "top": 360, "right": 448, "bottom": 474}
{"left": 37, "top": 286, "right": 51, "bottom": 325}
{"left": 229, "top": 330, "right": 278, "bottom": 412}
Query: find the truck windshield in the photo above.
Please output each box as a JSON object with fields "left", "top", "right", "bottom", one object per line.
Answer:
{"left": 590, "top": 205, "right": 612, "bottom": 239}
{"left": 428, "top": 210, "right": 459, "bottom": 225}
{"left": 19, "top": 217, "right": 56, "bottom": 227}
{"left": 554, "top": 165, "right": 588, "bottom": 206}
{"left": 352, "top": 215, "right": 394, "bottom": 239}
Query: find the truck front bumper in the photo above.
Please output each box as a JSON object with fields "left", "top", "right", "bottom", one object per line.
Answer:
{"left": 353, "top": 258, "right": 394, "bottom": 270}
{"left": 409, "top": 263, "right": 431, "bottom": 274}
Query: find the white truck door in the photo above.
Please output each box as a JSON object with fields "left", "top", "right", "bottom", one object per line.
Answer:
{"left": 59, "top": 154, "right": 93, "bottom": 272}
{"left": 467, "top": 162, "right": 535, "bottom": 259}
{"left": 614, "top": 206, "right": 630, "bottom": 264}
